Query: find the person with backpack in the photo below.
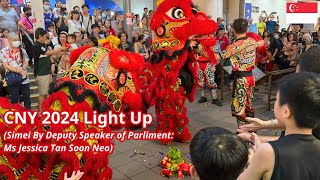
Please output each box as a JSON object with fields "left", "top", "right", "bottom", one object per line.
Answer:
{"left": 81, "top": 4, "right": 94, "bottom": 35}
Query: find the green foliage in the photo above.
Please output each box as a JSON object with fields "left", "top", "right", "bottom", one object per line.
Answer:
{"left": 167, "top": 147, "right": 183, "bottom": 165}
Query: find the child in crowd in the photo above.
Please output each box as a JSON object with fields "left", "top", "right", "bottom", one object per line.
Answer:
{"left": 88, "top": 36, "right": 98, "bottom": 47}
{"left": 260, "top": 48, "right": 274, "bottom": 72}
{"left": 190, "top": 127, "right": 249, "bottom": 180}
{"left": 67, "top": 34, "right": 78, "bottom": 50}
{"left": 59, "top": 34, "right": 78, "bottom": 73}
{"left": 0, "top": 28, "right": 9, "bottom": 49}
{"left": 238, "top": 72, "right": 320, "bottom": 180}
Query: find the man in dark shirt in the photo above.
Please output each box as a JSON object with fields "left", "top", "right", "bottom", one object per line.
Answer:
{"left": 34, "top": 28, "right": 66, "bottom": 112}
{"left": 238, "top": 72, "right": 320, "bottom": 180}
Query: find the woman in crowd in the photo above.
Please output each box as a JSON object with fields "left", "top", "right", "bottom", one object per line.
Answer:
{"left": 280, "top": 33, "right": 298, "bottom": 69}
{"left": 282, "top": 32, "right": 297, "bottom": 53}
{"left": 132, "top": 23, "right": 140, "bottom": 42}
{"left": 18, "top": 7, "right": 34, "bottom": 66}
{"left": 134, "top": 14, "right": 140, "bottom": 24}
{"left": 53, "top": 0, "right": 62, "bottom": 19}
{"left": 105, "top": 20, "right": 116, "bottom": 36}
{"left": 140, "top": 17, "right": 150, "bottom": 33}
{"left": 118, "top": 32, "right": 133, "bottom": 52}
{"left": 301, "top": 33, "right": 312, "bottom": 53}
{"left": 97, "top": 20, "right": 104, "bottom": 30}
{"left": 0, "top": 28, "right": 9, "bottom": 50}
{"left": 262, "top": 30, "right": 270, "bottom": 48}
{"left": 134, "top": 35, "right": 149, "bottom": 60}
{"left": 227, "top": 31, "right": 234, "bottom": 44}
{"left": 53, "top": 31, "right": 68, "bottom": 74}
{"left": 64, "top": 10, "right": 86, "bottom": 34}
{"left": 266, "top": 34, "right": 280, "bottom": 71}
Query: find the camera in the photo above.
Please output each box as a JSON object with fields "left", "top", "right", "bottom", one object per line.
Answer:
{"left": 61, "top": 7, "right": 67, "bottom": 14}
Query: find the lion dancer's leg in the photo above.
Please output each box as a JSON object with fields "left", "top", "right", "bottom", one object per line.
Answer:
{"left": 155, "top": 88, "right": 175, "bottom": 145}
{"left": 245, "top": 78, "right": 255, "bottom": 119}
{"left": 155, "top": 85, "right": 191, "bottom": 144}
{"left": 231, "top": 76, "right": 255, "bottom": 127}
{"left": 172, "top": 87, "right": 191, "bottom": 142}
{"left": 205, "top": 62, "right": 222, "bottom": 106}
{"left": 197, "top": 62, "right": 207, "bottom": 103}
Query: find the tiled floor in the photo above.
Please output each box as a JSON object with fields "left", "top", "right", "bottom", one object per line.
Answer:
{"left": 109, "top": 84, "right": 276, "bottom": 180}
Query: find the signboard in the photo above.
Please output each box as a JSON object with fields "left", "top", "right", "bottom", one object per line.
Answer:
{"left": 245, "top": 3, "right": 252, "bottom": 20}
{"left": 252, "top": 6, "right": 259, "bottom": 13}
{"left": 126, "top": 13, "right": 132, "bottom": 25}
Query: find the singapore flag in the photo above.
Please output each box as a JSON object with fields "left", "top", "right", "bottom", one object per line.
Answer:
{"left": 286, "top": 2, "right": 318, "bottom": 24}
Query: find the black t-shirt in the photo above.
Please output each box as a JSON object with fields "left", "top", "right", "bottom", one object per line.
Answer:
{"left": 269, "top": 134, "right": 320, "bottom": 180}
{"left": 34, "top": 41, "right": 50, "bottom": 77}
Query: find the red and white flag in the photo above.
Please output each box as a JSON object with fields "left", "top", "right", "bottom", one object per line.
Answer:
{"left": 286, "top": 2, "right": 318, "bottom": 24}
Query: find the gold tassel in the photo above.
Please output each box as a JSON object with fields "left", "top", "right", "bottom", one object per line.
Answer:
{"left": 157, "top": 0, "right": 165, "bottom": 7}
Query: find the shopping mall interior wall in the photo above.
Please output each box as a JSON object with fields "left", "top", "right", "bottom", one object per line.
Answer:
{"left": 193, "top": 0, "right": 223, "bottom": 21}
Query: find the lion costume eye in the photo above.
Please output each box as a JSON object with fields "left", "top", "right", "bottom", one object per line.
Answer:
{"left": 166, "top": 7, "right": 185, "bottom": 19}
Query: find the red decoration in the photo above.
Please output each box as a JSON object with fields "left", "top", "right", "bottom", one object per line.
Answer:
{"left": 69, "top": 45, "right": 90, "bottom": 65}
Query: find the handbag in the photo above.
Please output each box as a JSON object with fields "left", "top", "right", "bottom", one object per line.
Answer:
{"left": 4, "top": 72, "right": 25, "bottom": 86}
{"left": 4, "top": 49, "right": 27, "bottom": 87}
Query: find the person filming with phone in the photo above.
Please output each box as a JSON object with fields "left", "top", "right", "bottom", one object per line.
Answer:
{"left": 265, "top": 12, "right": 279, "bottom": 33}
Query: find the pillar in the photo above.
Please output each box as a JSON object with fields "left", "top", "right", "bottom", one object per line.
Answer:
{"left": 66, "top": 0, "right": 85, "bottom": 12}
{"left": 153, "top": 0, "right": 157, "bottom": 11}
{"left": 193, "top": 0, "right": 223, "bottom": 20}
{"left": 228, "top": 0, "right": 240, "bottom": 23}
{"left": 239, "top": 0, "right": 245, "bottom": 18}
{"left": 124, "top": 0, "right": 133, "bottom": 42}
{"left": 31, "top": 0, "right": 45, "bottom": 30}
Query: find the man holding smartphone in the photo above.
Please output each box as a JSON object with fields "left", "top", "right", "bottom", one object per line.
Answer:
{"left": 266, "top": 12, "right": 279, "bottom": 33}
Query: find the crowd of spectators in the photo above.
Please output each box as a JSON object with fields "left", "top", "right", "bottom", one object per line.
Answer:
{"left": 245, "top": 11, "right": 319, "bottom": 72}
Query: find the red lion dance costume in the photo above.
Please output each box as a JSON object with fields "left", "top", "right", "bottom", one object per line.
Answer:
{"left": 0, "top": 36, "right": 144, "bottom": 179}
{"left": 138, "top": 0, "right": 218, "bottom": 144}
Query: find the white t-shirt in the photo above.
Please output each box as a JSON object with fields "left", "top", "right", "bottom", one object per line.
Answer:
{"left": 67, "top": 19, "right": 85, "bottom": 34}
{"left": 82, "top": 14, "right": 94, "bottom": 34}
{"left": 69, "top": 43, "right": 78, "bottom": 51}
